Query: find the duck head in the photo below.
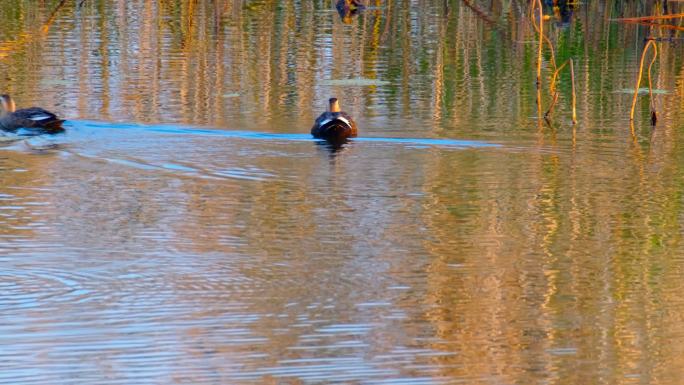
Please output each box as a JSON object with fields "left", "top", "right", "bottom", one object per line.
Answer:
{"left": 329, "top": 97, "right": 341, "bottom": 113}
{"left": 0, "top": 94, "right": 16, "bottom": 115}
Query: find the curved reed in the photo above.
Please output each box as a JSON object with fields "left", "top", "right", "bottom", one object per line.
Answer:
{"left": 629, "top": 39, "right": 658, "bottom": 124}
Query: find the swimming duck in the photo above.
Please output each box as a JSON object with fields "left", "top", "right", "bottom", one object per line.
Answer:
{"left": 311, "top": 97, "right": 358, "bottom": 141}
{"left": 336, "top": 0, "right": 365, "bottom": 24}
{"left": 0, "top": 94, "right": 64, "bottom": 133}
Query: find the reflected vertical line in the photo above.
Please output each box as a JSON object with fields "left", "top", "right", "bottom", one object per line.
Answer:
{"left": 214, "top": 0, "right": 226, "bottom": 127}
{"left": 98, "top": 0, "right": 111, "bottom": 120}
{"left": 77, "top": 0, "right": 88, "bottom": 117}
{"left": 431, "top": 13, "right": 445, "bottom": 127}
{"left": 116, "top": 0, "right": 129, "bottom": 120}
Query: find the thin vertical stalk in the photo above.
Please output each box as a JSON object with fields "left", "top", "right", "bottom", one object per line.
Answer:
{"left": 647, "top": 42, "right": 658, "bottom": 125}
{"left": 570, "top": 58, "right": 577, "bottom": 124}
{"left": 544, "top": 92, "right": 559, "bottom": 120}
{"left": 534, "top": 0, "right": 543, "bottom": 120}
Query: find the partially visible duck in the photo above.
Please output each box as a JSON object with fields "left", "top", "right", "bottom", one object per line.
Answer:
{"left": 336, "top": 0, "right": 365, "bottom": 24}
{"left": 0, "top": 94, "right": 64, "bottom": 133}
{"left": 311, "top": 97, "right": 358, "bottom": 141}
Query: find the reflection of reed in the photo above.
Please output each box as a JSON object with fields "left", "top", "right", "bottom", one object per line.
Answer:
{"left": 41, "top": 0, "right": 69, "bottom": 34}
{"left": 0, "top": 0, "right": 681, "bottom": 133}
{"left": 0, "top": 0, "right": 68, "bottom": 60}
{"left": 2, "top": 2, "right": 684, "bottom": 383}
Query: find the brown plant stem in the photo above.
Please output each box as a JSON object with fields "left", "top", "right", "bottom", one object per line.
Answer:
{"left": 549, "top": 60, "right": 569, "bottom": 95}
{"left": 461, "top": 0, "right": 497, "bottom": 25}
{"left": 544, "top": 92, "right": 559, "bottom": 120}
{"left": 629, "top": 39, "right": 658, "bottom": 123}
{"left": 41, "top": 0, "right": 68, "bottom": 34}
{"left": 543, "top": 58, "right": 578, "bottom": 124}
{"left": 647, "top": 42, "right": 658, "bottom": 125}
{"left": 533, "top": 0, "right": 543, "bottom": 120}
{"left": 529, "top": 5, "right": 557, "bottom": 72}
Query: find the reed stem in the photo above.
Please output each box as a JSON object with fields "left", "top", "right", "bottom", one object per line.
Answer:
{"left": 629, "top": 39, "right": 658, "bottom": 123}
{"left": 530, "top": 4, "right": 557, "bottom": 73}
{"left": 647, "top": 42, "right": 658, "bottom": 125}
{"left": 533, "top": 0, "right": 543, "bottom": 120}
{"left": 545, "top": 92, "right": 559, "bottom": 120}
{"left": 544, "top": 59, "right": 578, "bottom": 124}
{"left": 549, "top": 60, "right": 569, "bottom": 95}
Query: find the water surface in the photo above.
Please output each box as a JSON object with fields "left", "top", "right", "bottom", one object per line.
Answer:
{"left": 1, "top": 1, "right": 684, "bottom": 384}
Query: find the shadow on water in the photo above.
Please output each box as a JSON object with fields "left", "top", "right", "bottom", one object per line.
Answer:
{"left": 315, "top": 138, "right": 349, "bottom": 156}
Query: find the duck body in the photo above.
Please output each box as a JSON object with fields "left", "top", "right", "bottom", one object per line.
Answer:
{"left": 311, "top": 98, "right": 357, "bottom": 142}
{"left": 311, "top": 111, "right": 358, "bottom": 141}
{"left": 0, "top": 95, "right": 64, "bottom": 134}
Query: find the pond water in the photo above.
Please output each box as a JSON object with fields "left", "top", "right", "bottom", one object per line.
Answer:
{"left": 1, "top": 1, "right": 684, "bottom": 384}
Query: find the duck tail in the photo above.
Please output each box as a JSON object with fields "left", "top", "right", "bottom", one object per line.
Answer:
{"left": 43, "top": 119, "right": 65, "bottom": 133}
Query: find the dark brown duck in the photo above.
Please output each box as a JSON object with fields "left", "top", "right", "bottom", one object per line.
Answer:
{"left": 311, "top": 98, "right": 358, "bottom": 141}
{"left": 0, "top": 94, "right": 64, "bottom": 133}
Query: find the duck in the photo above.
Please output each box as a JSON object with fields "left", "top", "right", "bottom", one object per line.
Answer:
{"left": 0, "top": 94, "right": 65, "bottom": 133}
{"left": 336, "top": 0, "right": 365, "bottom": 24}
{"left": 311, "top": 97, "right": 358, "bottom": 141}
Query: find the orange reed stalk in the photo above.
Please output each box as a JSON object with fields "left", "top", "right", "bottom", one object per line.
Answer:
{"left": 544, "top": 60, "right": 568, "bottom": 119}
{"left": 543, "top": 58, "right": 578, "bottom": 124}
{"left": 647, "top": 43, "right": 658, "bottom": 125}
{"left": 533, "top": 0, "right": 544, "bottom": 120}
{"left": 629, "top": 39, "right": 658, "bottom": 123}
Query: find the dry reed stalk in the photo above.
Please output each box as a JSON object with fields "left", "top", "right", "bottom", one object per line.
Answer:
{"left": 647, "top": 43, "right": 658, "bottom": 125}
{"left": 629, "top": 39, "right": 658, "bottom": 124}
{"left": 544, "top": 92, "right": 559, "bottom": 120}
{"left": 461, "top": 0, "right": 496, "bottom": 25}
{"left": 530, "top": 6, "right": 557, "bottom": 73}
{"left": 549, "top": 60, "right": 569, "bottom": 95}
{"left": 543, "top": 58, "right": 578, "bottom": 124}
{"left": 533, "top": 0, "right": 544, "bottom": 119}
{"left": 40, "top": 0, "right": 68, "bottom": 34}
